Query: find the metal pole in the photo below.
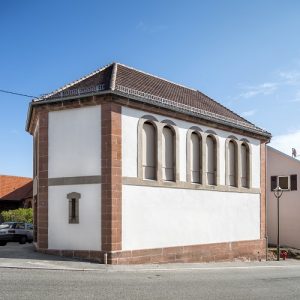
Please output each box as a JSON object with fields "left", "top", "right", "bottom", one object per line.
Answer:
{"left": 277, "top": 195, "right": 280, "bottom": 261}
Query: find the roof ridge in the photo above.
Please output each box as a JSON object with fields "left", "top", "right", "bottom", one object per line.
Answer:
{"left": 36, "top": 62, "right": 115, "bottom": 101}
{"left": 117, "top": 63, "right": 252, "bottom": 126}
{"left": 116, "top": 63, "right": 198, "bottom": 92}
{"left": 109, "top": 62, "right": 117, "bottom": 91}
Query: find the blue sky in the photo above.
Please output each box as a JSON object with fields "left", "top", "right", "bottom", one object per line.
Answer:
{"left": 1, "top": 0, "right": 300, "bottom": 177}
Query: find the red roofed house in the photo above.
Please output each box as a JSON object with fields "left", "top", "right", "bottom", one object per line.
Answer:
{"left": 26, "top": 62, "right": 271, "bottom": 264}
{"left": 0, "top": 175, "right": 33, "bottom": 217}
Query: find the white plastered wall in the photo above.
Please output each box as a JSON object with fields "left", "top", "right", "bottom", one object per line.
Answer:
{"left": 122, "top": 107, "right": 261, "bottom": 250}
{"left": 267, "top": 147, "right": 300, "bottom": 249}
{"left": 122, "top": 185, "right": 260, "bottom": 250}
{"left": 48, "top": 184, "right": 101, "bottom": 250}
{"left": 122, "top": 106, "right": 261, "bottom": 187}
{"left": 48, "top": 105, "right": 101, "bottom": 178}
{"left": 48, "top": 105, "right": 101, "bottom": 250}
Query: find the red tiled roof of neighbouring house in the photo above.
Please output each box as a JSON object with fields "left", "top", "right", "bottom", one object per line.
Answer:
{"left": 28, "top": 62, "right": 271, "bottom": 138}
{"left": 0, "top": 175, "right": 33, "bottom": 201}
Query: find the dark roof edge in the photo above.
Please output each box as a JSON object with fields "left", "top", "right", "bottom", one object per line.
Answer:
{"left": 25, "top": 90, "right": 111, "bottom": 132}
{"left": 26, "top": 90, "right": 271, "bottom": 140}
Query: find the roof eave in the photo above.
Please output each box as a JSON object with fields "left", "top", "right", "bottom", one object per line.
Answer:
{"left": 113, "top": 90, "right": 272, "bottom": 140}
{"left": 26, "top": 90, "right": 272, "bottom": 140}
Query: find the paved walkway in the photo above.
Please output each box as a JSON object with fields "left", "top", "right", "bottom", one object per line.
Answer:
{"left": 1, "top": 243, "right": 300, "bottom": 272}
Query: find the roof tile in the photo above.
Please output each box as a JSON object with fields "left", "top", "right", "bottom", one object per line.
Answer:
{"left": 0, "top": 175, "right": 33, "bottom": 201}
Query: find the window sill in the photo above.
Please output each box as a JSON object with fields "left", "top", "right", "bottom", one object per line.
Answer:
{"left": 123, "top": 177, "right": 259, "bottom": 194}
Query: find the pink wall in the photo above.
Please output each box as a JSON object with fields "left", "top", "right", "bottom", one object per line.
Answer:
{"left": 267, "top": 146, "right": 300, "bottom": 248}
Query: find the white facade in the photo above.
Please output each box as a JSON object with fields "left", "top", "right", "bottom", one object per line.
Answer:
{"left": 122, "top": 106, "right": 262, "bottom": 250}
{"left": 122, "top": 106, "right": 261, "bottom": 187}
{"left": 48, "top": 106, "right": 101, "bottom": 178}
{"left": 122, "top": 185, "right": 260, "bottom": 250}
{"left": 48, "top": 184, "right": 101, "bottom": 250}
{"left": 267, "top": 146, "right": 300, "bottom": 249}
{"left": 45, "top": 104, "right": 263, "bottom": 252}
{"left": 48, "top": 105, "right": 101, "bottom": 251}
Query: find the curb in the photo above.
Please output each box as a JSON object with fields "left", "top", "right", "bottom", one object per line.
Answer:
{"left": 1, "top": 262, "right": 300, "bottom": 272}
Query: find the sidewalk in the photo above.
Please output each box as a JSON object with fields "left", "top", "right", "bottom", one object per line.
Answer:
{"left": 1, "top": 243, "right": 300, "bottom": 272}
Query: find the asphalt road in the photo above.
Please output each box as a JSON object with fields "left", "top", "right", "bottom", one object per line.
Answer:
{"left": 1, "top": 244, "right": 300, "bottom": 299}
{"left": 1, "top": 264, "right": 300, "bottom": 299}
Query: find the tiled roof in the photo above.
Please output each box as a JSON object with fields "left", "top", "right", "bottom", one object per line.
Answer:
{"left": 115, "top": 64, "right": 249, "bottom": 124}
{"left": 31, "top": 62, "right": 271, "bottom": 137}
{"left": 0, "top": 175, "right": 33, "bottom": 201}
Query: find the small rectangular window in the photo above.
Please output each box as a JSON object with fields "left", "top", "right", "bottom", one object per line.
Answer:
{"left": 278, "top": 176, "right": 290, "bottom": 190}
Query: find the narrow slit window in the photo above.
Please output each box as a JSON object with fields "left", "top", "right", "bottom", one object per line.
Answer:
{"left": 71, "top": 198, "right": 76, "bottom": 220}
{"left": 67, "top": 192, "right": 80, "bottom": 224}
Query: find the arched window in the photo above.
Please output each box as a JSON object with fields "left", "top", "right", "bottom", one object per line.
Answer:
{"left": 142, "top": 122, "right": 157, "bottom": 180}
{"left": 206, "top": 135, "right": 217, "bottom": 185}
{"left": 162, "top": 126, "right": 175, "bottom": 181}
{"left": 190, "top": 132, "right": 202, "bottom": 183}
{"left": 241, "top": 143, "right": 250, "bottom": 188}
{"left": 228, "top": 140, "right": 237, "bottom": 187}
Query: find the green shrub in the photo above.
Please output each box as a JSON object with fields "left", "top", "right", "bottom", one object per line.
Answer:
{"left": 1, "top": 208, "right": 33, "bottom": 223}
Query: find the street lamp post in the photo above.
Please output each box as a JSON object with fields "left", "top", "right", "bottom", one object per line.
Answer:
{"left": 273, "top": 186, "right": 283, "bottom": 261}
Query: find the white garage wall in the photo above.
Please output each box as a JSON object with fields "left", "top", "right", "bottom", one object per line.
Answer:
{"left": 122, "top": 185, "right": 260, "bottom": 250}
{"left": 48, "top": 184, "right": 101, "bottom": 250}
{"left": 48, "top": 105, "right": 101, "bottom": 178}
{"left": 122, "top": 107, "right": 261, "bottom": 188}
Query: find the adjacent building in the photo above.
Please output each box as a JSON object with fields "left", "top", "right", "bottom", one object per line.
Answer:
{"left": 0, "top": 175, "right": 33, "bottom": 217}
{"left": 26, "top": 63, "right": 271, "bottom": 264}
{"left": 267, "top": 146, "right": 300, "bottom": 249}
